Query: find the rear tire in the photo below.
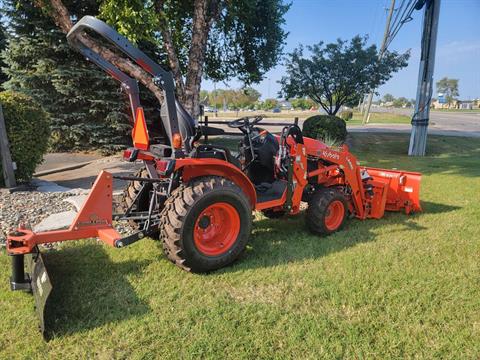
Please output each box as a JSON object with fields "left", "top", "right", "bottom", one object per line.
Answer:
{"left": 160, "top": 176, "right": 252, "bottom": 273}
{"left": 306, "top": 187, "right": 348, "bottom": 235}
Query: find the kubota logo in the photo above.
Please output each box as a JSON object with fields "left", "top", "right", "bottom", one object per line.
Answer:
{"left": 322, "top": 151, "right": 340, "bottom": 160}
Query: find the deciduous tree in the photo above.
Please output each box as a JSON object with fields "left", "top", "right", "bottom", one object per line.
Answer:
{"left": 382, "top": 93, "right": 395, "bottom": 103}
{"left": 436, "top": 77, "right": 459, "bottom": 106}
{"left": 40, "top": 0, "right": 289, "bottom": 118}
{"left": 290, "top": 97, "right": 315, "bottom": 110}
{"left": 262, "top": 98, "right": 279, "bottom": 110}
{"left": 280, "top": 36, "right": 409, "bottom": 115}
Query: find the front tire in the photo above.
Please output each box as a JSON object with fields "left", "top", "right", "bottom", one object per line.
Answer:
{"left": 160, "top": 176, "right": 252, "bottom": 273}
{"left": 306, "top": 187, "right": 348, "bottom": 235}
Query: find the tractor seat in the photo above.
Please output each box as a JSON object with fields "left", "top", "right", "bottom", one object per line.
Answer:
{"left": 193, "top": 144, "right": 241, "bottom": 169}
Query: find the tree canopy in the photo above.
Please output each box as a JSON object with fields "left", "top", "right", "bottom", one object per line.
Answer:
{"left": 202, "top": 87, "right": 261, "bottom": 110}
{"left": 289, "top": 97, "right": 315, "bottom": 110}
{"left": 279, "top": 36, "right": 410, "bottom": 115}
{"left": 1, "top": 0, "right": 289, "bottom": 151}
{"left": 382, "top": 93, "right": 395, "bottom": 102}
{"left": 98, "top": 0, "right": 290, "bottom": 116}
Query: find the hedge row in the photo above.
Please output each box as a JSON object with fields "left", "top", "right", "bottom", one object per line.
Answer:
{"left": 0, "top": 91, "right": 49, "bottom": 186}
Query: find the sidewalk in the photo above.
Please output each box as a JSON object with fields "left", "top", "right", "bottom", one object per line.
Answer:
{"left": 36, "top": 154, "right": 141, "bottom": 190}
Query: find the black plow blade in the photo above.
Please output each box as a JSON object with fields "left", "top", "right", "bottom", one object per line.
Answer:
{"left": 10, "top": 250, "right": 53, "bottom": 338}
{"left": 27, "top": 252, "right": 53, "bottom": 337}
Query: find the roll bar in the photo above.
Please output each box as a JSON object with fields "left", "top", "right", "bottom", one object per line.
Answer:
{"left": 67, "top": 16, "right": 184, "bottom": 154}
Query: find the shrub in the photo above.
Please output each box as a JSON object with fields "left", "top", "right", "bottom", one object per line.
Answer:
{"left": 302, "top": 115, "right": 347, "bottom": 143}
{"left": 0, "top": 91, "right": 50, "bottom": 186}
{"left": 340, "top": 109, "right": 353, "bottom": 121}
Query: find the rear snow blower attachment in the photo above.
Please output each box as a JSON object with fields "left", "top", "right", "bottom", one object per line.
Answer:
{"left": 6, "top": 15, "right": 422, "bottom": 338}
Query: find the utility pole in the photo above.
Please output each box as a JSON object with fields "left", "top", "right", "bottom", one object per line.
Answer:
{"left": 0, "top": 104, "right": 17, "bottom": 188}
{"left": 362, "top": 0, "right": 396, "bottom": 125}
{"left": 409, "top": 0, "right": 441, "bottom": 156}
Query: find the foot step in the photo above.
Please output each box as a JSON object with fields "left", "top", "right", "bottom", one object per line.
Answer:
{"left": 33, "top": 210, "right": 78, "bottom": 233}
{"left": 63, "top": 195, "right": 88, "bottom": 212}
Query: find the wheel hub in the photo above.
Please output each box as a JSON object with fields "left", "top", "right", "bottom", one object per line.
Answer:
{"left": 193, "top": 202, "right": 240, "bottom": 256}
{"left": 198, "top": 215, "right": 211, "bottom": 229}
{"left": 324, "top": 200, "right": 345, "bottom": 231}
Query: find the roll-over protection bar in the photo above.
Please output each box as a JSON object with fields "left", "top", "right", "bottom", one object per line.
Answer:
{"left": 67, "top": 16, "right": 189, "bottom": 154}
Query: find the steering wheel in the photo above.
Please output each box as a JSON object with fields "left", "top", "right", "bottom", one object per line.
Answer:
{"left": 228, "top": 116, "right": 264, "bottom": 130}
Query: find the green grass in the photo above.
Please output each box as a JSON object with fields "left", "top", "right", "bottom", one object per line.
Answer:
{"left": 348, "top": 111, "right": 411, "bottom": 125}
{"left": 1, "top": 133, "right": 479, "bottom": 359}
{"left": 212, "top": 110, "right": 411, "bottom": 125}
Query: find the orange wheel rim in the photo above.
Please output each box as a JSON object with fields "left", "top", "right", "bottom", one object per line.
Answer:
{"left": 193, "top": 202, "right": 240, "bottom": 256}
{"left": 324, "top": 200, "right": 345, "bottom": 231}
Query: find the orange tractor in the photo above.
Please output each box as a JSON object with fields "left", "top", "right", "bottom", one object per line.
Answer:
{"left": 6, "top": 16, "right": 421, "bottom": 336}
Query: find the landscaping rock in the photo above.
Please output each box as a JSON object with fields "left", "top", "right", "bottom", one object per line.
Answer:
{"left": 0, "top": 183, "right": 76, "bottom": 246}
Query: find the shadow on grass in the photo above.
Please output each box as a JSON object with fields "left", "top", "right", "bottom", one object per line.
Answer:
{"left": 216, "top": 200, "right": 460, "bottom": 273}
{"left": 43, "top": 244, "right": 150, "bottom": 338}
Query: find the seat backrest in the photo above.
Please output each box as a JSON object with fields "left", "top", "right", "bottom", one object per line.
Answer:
{"left": 160, "top": 99, "right": 198, "bottom": 149}
{"left": 175, "top": 100, "right": 197, "bottom": 141}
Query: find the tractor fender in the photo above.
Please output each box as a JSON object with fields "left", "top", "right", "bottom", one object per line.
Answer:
{"left": 174, "top": 158, "right": 257, "bottom": 208}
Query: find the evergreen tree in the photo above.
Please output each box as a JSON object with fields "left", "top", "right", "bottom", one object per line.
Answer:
{"left": 0, "top": 17, "right": 8, "bottom": 87}
{"left": 1, "top": 1, "right": 131, "bottom": 152}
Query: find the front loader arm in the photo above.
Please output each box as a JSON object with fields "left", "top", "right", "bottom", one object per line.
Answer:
{"left": 307, "top": 143, "right": 421, "bottom": 219}
{"left": 66, "top": 16, "right": 185, "bottom": 154}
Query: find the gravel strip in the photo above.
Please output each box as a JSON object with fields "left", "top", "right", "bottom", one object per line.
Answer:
{"left": 0, "top": 189, "right": 77, "bottom": 247}
{"left": 1, "top": 186, "right": 137, "bottom": 249}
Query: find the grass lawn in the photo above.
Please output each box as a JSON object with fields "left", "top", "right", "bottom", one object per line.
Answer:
{"left": 211, "top": 110, "right": 411, "bottom": 126}
{"left": 1, "top": 133, "right": 479, "bottom": 359}
{"left": 348, "top": 111, "right": 411, "bottom": 125}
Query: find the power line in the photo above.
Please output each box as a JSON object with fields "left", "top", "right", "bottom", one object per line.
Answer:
{"left": 390, "top": 0, "right": 408, "bottom": 34}
{"left": 385, "top": 0, "right": 417, "bottom": 48}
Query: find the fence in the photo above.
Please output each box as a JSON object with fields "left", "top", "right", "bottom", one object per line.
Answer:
{"left": 198, "top": 116, "right": 300, "bottom": 143}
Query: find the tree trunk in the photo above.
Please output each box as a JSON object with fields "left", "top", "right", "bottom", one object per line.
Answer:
{"left": 183, "top": 0, "right": 213, "bottom": 118}
{"left": 41, "top": 0, "right": 220, "bottom": 120}
{"left": 38, "top": 0, "right": 164, "bottom": 103}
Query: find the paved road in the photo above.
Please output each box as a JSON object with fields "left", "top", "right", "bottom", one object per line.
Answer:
{"left": 370, "top": 108, "right": 480, "bottom": 137}
{"left": 207, "top": 109, "right": 480, "bottom": 138}
{"left": 36, "top": 152, "right": 102, "bottom": 172}
{"left": 37, "top": 155, "right": 142, "bottom": 190}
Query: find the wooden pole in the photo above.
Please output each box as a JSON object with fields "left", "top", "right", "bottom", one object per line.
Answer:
{"left": 0, "top": 104, "right": 17, "bottom": 187}
{"left": 362, "top": 0, "right": 396, "bottom": 125}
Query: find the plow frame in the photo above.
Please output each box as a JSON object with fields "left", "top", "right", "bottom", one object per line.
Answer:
{"left": 7, "top": 171, "right": 121, "bottom": 255}
{"left": 6, "top": 169, "right": 166, "bottom": 338}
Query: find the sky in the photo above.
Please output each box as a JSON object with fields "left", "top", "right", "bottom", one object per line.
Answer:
{"left": 202, "top": 0, "right": 480, "bottom": 101}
